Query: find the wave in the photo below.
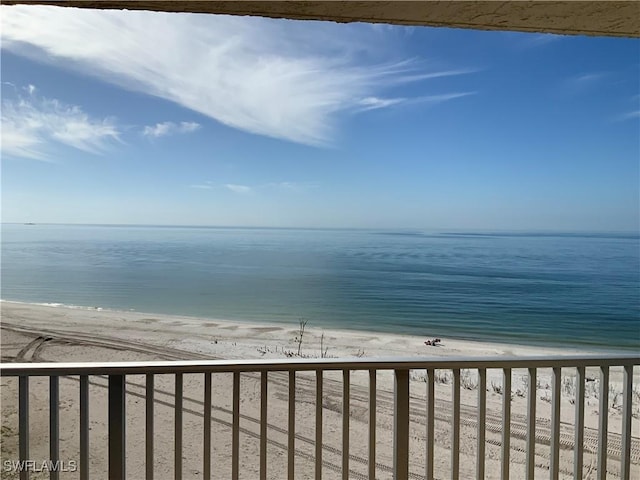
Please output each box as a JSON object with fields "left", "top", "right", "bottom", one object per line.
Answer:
{"left": 0, "top": 299, "right": 116, "bottom": 312}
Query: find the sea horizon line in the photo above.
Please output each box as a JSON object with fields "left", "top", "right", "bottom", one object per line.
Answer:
{"left": 3, "top": 222, "right": 639, "bottom": 238}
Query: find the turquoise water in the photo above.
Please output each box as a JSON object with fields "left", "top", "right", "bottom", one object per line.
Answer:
{"left": 1, "top": 224, "right": 639, "bottom": 350}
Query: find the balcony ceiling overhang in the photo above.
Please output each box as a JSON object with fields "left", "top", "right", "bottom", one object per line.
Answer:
{"left": 3, "top": 1, "right": 640, "bottom": 38}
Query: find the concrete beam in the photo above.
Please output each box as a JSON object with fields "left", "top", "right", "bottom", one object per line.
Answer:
{"left": 3, "top": 1, "right": 639, "bottom": 38}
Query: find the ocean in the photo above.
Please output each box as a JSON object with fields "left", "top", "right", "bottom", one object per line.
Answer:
{"left": 1, "top": 224, "right": 638, "bottom": 350}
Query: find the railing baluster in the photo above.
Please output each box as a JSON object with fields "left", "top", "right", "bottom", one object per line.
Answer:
{"left": 80, "top": 375, "right": 90, "bottom": 480}
{"left": 108, "top": 374, "right": 126, "bottom": 480}
{"left": 288, "top": 370, "right": 296, "bottom": 480}
{"left": 315, "top": 370, "right": 323, "bottom": 480}
{"left": 550, "top": 367, "right": 561, "bottom": 480}
{"left": 261, "top": 371, "right": 268, "bottom": 480}
{"left": 525, "top": 368, "right": 536, "bottom": 480}
{"left": 146, "top": 374, "right": 154, "bottom": 480}
{"left": 203, "top": 373, "right": 211, "bottom": 480}
{"left": 49, "top": 376, "right": 59, "bottom": 480}
{"left": 502, "top": 368, "right": 511, "bottom": 480}
{"left": 393, "top": 369, "right": 409, "bottom": 480}
{"left": 620, "top": 365, "right": 633, "bottom": 480}
{"left": 232, "top": 371, "right": 240, "bottom": 480}
{"left": 452, "top": 369, "right": 460, "bottom": 480}
{"left": 597, "top": 366, "right": 609, "bottom": 480}
{"left": 343, "top": 369, "right": 350, "bottom": 480}
{"left": 574, "top": 366, "right": 585, "bottom": 480}
{"left": 368, "top": 369, "right": 376, "bottom": 480}
{"left": 477, "top": 368, "right": 486, "bottom": 480}
{"left": 175, "top": 373, "right": 183, "bottom": 480}
{"left": 19, "top": 376, "right": 29, "bottom": 480}
{"left": 426, "top": 368, "right": 435, "bottom": 480}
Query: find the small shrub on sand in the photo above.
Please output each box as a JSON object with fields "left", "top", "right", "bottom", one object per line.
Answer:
{"left": 460, "top": 369, "right": 478, "bottom": 390}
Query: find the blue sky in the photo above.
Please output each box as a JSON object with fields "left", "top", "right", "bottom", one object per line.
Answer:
{"left": 1, "top": 6, "right": 639, "bottom": 231}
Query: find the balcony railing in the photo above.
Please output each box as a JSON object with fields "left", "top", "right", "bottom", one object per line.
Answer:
{"left": 1, "top": 355, "right": 638, "bottom": 480}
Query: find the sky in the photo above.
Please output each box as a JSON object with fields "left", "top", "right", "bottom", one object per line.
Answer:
{"left": 1, "top": 5, "right": 639, "bottom": 231}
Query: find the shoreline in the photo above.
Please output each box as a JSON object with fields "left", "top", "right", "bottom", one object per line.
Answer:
{"left": 0, "top": 299, "right": 622, "bottom": 357}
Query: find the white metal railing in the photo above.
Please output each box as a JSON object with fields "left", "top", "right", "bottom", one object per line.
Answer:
{"left": 1, "top": 355, "right": 638, "bottom": 480}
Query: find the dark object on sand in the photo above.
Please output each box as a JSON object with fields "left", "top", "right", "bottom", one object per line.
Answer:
{"left": 424, "top": 338, "right": 442, "bottom": 346}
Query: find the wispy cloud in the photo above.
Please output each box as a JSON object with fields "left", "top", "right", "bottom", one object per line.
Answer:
{"left": 190, "top": 181, "right": 316, "bottom": 193}
{"left": 394, "top": 69, "right": 478, "bottom": 84}
{"left": 1, "top": 85, "right": 120, "bottom": 160}
{"left": 358, "top": 97, "right": 407, "bottom": 111}
{"left": 614, "top": 110, "right": 640, "bottom": 122}
{"left": 143, "top": 121, "right": 200, "bottom": 138}
{"left": 356, "top": 92, "right": 475, "bottom": 112}
{"left": 2, "top": 5, "right": 476, "bottom": 146}
{"left": 561, "top": 72, "right": 609, "bottom": 96}
{"left": 571, "top": 73, "right": 607, "bottom": 84}
{"left": 521, "top": 33, "right": 564, "bottom": 48}
{"left": 503, "top": 31, "right": 565, "bottom": 50}
{"left": 264, "top": 181, "right": 319, "bottom": 192}
{"left": 224, "top": 184, "right": 252, "bottom": 194}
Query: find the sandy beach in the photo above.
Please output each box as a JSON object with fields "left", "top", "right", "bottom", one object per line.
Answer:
{"left": 1, "top": 301, "right": 638, "bottom": 479}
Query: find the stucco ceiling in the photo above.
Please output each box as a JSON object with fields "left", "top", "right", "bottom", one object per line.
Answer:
{"left": 3, "top": 1, "right": 640, "bottom": 38}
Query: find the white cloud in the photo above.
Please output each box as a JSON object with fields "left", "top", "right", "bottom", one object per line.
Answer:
{"left": 358, "top": 96, "right": 406, "bottom": 111}
{"left": 615, "top": 110, "right": 640, "bottom": 122}
{"left": 191, "top": 181, "right": 315, "bottom": 193}
{"left": 180, "top": 122, "right": 200, "bottom": 133}
{"left": 572, "top": 73, "right": 606, "bottom": 84}
{"left": 561, "top": 72, "right": 610, "bottom": 96}
{"left": 521, "top": 33, "right": 564, "bottom": 48}
{"left": 1, "top": 126, "right": 46, "bottom": 160}
{"left": 143, "top": 121, "right": 200, "bottom": 138}
{"left": 357, "top": 92, "right": 475, "bottom": 111}
{"left": 1, "top": 5, "right": 476, "bottom": 146}
{"left": 394, "top": 69, "right": 478, "bottom": 84}
{"left": 1, "top": 88, "right": 120, "bottom": 160}
{"left": 264, "top": 181, "right": 319, "bottom": 192}
{"left": 225, "top": 184, "right": 252, "bottom": 194}
{"left": 419, "top": 92, "right": 476, "bottom": 103}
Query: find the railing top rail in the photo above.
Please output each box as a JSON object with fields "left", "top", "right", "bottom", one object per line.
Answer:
{"left": 1, "top": 354, "right": 638, "bottom": 376}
